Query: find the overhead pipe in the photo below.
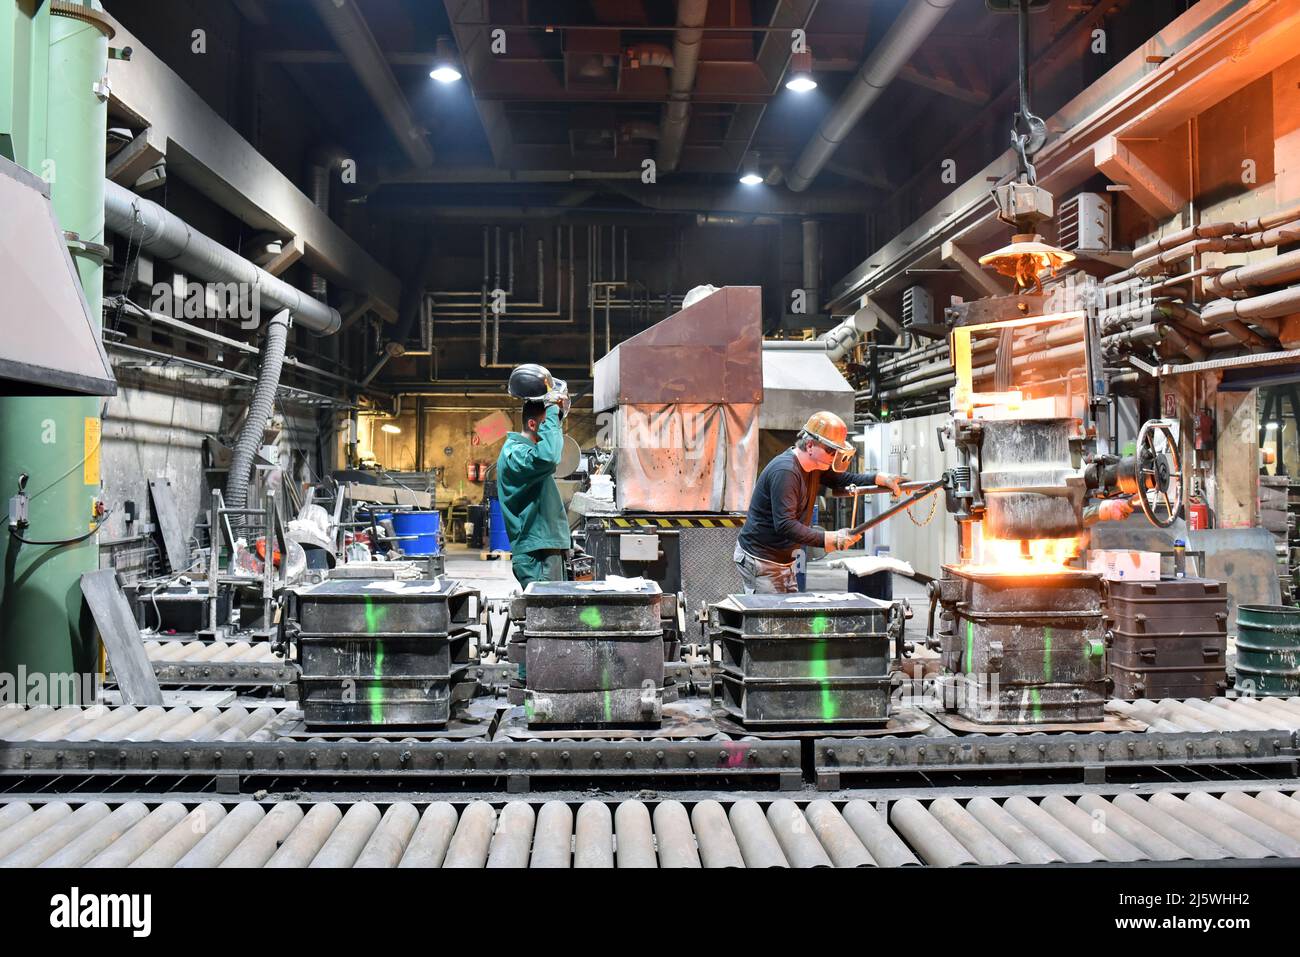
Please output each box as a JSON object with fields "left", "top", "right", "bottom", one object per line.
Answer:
{"left": 309, "top": 0, "right": 433, "bottom": 168}
{"left": 802, "top": 219, "right": 821, "bottom": 316}
{"left": 786, "top": 0, "right": 958, "bottom": 192}
{"left": 657, "top": 0, "right": 708, "bottom": 173}
{"left": 104, "top": 181, "right": 342, "bottom": 334}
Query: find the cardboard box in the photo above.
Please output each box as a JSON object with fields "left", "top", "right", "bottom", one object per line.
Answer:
{"left": 1088, "top": 549, "right": 1161, "bottom": 581}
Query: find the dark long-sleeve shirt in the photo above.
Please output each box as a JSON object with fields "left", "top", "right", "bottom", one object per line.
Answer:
{"left": 737, "top": 448, "right": 877, "bottom": 564}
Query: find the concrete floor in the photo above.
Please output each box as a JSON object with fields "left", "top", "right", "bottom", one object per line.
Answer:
{"left": 440, "top": 542, "right": 928, "bottom": 603}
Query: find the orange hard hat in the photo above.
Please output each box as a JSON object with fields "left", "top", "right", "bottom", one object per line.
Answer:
{"left": 801, "top": 411, "right": 852, "bottom": 453}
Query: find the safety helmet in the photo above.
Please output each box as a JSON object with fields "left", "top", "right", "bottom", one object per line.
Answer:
{"left": 800, "top": 410, "right": 855, "bottom": 473}
{"left": 508, "top": 363, "right": 563, "bottom": 401}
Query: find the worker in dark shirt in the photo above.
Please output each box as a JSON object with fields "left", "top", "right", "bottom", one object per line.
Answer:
{"left": 735, "top": 411, "right": 905, "bottom": 593}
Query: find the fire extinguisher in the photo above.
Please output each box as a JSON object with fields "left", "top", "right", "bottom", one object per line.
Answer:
{"left": 466, "top": 461, "right": 479, "bottom": 482}
{"left": 1187, "top": 498, "right": 1209, "bottom": 530}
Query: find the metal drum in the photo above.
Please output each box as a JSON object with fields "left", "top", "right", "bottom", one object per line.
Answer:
{"left": 1236, "top": 604, "right": 1300, "bottom": 696}
{"left": 978, "top": 417, "right": 1084, "bottom": 539}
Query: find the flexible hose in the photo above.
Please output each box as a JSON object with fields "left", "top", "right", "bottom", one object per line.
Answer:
{"left": 225, "top": 309, "right": 291, "bottom": 528}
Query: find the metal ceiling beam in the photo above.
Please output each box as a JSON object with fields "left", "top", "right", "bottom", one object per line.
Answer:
{"left": 101, "top": 11, "right": 400, "bottom": 320}
{"left": 309, "top": 0, "right": 435, "bottom": 169}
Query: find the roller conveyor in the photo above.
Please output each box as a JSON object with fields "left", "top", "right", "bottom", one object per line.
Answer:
{"left": 3, "top": 699, "right": 1299, "bottom": 792}
{"left": 111, "top": 640, "right": 298, "bottom": 688}
{"left": 1, "top": 788, "right": 1298, "bottom": 868}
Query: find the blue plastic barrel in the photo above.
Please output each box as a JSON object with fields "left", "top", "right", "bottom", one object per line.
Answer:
{"left": 488, "top": 498, "right": 512, "bottom": 552}
{"left": 391, "top": 511, "right": 442, "bottom": 555}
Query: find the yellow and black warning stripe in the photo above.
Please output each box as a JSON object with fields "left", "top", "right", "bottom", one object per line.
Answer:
{"left": 607, "top": 516, "right": 744, "bottom": 528}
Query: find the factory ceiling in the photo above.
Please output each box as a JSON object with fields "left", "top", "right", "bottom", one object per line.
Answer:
{"left": 103, "top": 0, "right": 1156, "bottom": 220}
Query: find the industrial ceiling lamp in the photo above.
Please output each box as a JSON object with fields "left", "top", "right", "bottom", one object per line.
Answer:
{"left": 381, "top": 423, "right": 402, "bottom": 434}
{"left": 429, "top": 36, "right": 462, "bottom": 83}
{"left": 978, "top": 0, "right": 1071, "bottom": 293}
{"left": 785, "top": 49, "right": 817, "bottom": 93}
{"left": 739, "top": 151, "right": 763, "bottom": 186}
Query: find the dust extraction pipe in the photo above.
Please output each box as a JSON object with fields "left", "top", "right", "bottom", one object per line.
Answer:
{"left": 104, "top": 181, "right": 342, "bottom": 334}
{"left": 225, "top": 309, "right": 292, "bottom": 522}
{"left": 657, "top": 0, "right": 708, "bottom": 173}
{"left": 786, "top": 0, "right": 958, "bottom": 192}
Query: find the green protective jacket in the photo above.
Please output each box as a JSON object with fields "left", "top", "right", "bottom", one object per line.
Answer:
{"left": 495, "top": 405, "right": 571, "bottom": 553}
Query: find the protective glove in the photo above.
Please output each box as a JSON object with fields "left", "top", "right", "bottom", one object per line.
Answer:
{"left": 824, "top": 528, "right": 864, "bottom": 552}
{"left": 1098, "top": 498, "right": 1135, "bottom": 522}
{"left": 874, "top": 473, "right": 905, "bottom": 497}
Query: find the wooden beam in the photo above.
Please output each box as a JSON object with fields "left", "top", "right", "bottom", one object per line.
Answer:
{"left": 898, "top": 63, "right": 988, "bottom": 106}
{"left": 941, "top": 240, "right": 1008, "bottom": 297}
{"left": 263, "top": 235, "right": 305, "bottom": 277}
{"left": 1094, "top": 133, "right": 1189, "bottom": 219}
{"left": 106, "top": 126, "right": 164, "bottom": 185}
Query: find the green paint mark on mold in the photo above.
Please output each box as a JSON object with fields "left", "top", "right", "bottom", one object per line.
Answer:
{"left": 808, "top": 639, "right": 837, "bottom": 721}
{"left": 1030, "top": 688, "right": 1042, "bottom": 721}
{"left": 1043, "top": 627, "right": 1053, "bottom": 682}
{"left": 580, "top": 606, "right": 602, "bottom": 628}
{"left": 363, "top": 597, "right": 387, "bottom": 634}
{"left": 965, "top": 621, "right": 974, "bottom": 674}
{"left": 369, "top": 640, "right": 385, "bottom": 724}
{"left": 810, "top": 614, "right": 830, "bottom": 636}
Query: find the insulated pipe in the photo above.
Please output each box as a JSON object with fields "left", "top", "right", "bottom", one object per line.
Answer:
{"left": 309, "top": 0, "right": 433, "bottom": 168}
{"left": 225, "top": 308, "right": 291, "bottom": 523}
{"left": 802, "top": 219, "right": 821, "bottom": 316}
{"left": 1205, "top": 247, "right": 1300, "bottom": 296}
{"left": 1202, "top": 285, "right": 1300, "bottom": 326}
{"left": 787, "top": 0, "right": 958, "bottom": 192}
{"left": 657, "top": 0, "right": 708, "bottom": 173}
{"left": 104, "top": 181, "right": 341, "bottom": 334}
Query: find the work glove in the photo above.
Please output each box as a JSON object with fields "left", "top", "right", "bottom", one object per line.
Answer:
{"left": 824, "top": 528, "right": 864, "bottom": 552}
{"left": 544, "top": 383, "right": 571, "bottom": 418}
{"left": 875, "top": 473, "right": 905, "bottom": 497}
{"left": 1098, "top": 498, "right": 1135, "bottom": 522}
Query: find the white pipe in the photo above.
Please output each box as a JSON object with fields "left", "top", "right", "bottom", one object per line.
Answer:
{"left": 104, "top": 181, "right": 342, "bottom": 334}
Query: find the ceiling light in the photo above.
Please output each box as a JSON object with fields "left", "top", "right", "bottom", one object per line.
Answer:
{"left": 1266, "top": 421, "right": 1281, "bottom": 431}
{"left": 739, "top": 151, "right": 763, "bottom": 186}
{"left": 430, "top": 36, "right": 462, "bottom": 84}
{"left": 381, "top": 423, "right": 402, "bottom": 434}
{"left": 739, "top": 172, "right": 763, "bottom": 186}
{"left": 785, "top": 50, "right": 817, "bottom": 93}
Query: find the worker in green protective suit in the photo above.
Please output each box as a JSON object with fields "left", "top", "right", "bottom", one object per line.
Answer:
{"left": 496, "top": 363, "right": 572, "bottom": 589}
